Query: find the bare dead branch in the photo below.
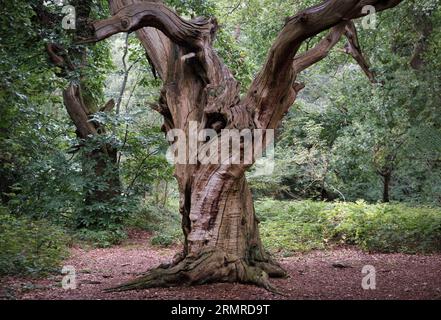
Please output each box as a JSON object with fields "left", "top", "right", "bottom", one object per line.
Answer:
{"left": 293, "top": 21, "right": 376, "bottom": 83}
{"left": 258, "top": 0, "right": 401, "bottom": 88}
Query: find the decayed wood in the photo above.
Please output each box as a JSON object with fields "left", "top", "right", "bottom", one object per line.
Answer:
{"left": 94, "top": 0, "right": 403, "bottom": 291}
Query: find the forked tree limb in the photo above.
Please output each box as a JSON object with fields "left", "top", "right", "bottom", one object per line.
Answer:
{"left": 293, "top": 23, "right": 348, "bottom": 74}
{"left": 243, "top": 0, "right": 401, "bottom": 129}
{"left": 293, "top": 21, "right": 376, "bottom": 83}
{"left": 91, "top": 1, "right": 401, "bottom": 131}
{"left": 250, "top": 0, "right": 401, "bottom": 88}
{"left": 104, "top": 0, "right": 222, "bottom": 86}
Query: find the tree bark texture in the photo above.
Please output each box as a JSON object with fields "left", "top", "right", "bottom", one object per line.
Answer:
{"left": 95, "top": 0, "right": 403, "bottom": 291}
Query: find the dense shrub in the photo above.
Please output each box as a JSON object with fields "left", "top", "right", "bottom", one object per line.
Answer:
{"left": 257, "top": 200, "right": 327, "bottom": 254}
{"left": 326, "top": 201, "right": 441, "bottom": 253}
{"left": 74, "top": 229, "right": 127, "bottom": 248}
{"left": 256, "top": 200, "right": 441, "bottom": 254}
{"left": 125, "top": 201, "right": 182, "bottom": 247}
{"left": 0, "top": 207, "right": 68, "bottom": 275}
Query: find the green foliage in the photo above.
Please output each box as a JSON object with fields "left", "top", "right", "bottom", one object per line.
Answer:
{"left": 256, "top": 200, "right": 441, "bottom": 254}
{"left": 257, "top": 200, "right": 328, "bottom": 254}
{"left": 0, "top": 206, "right": 68, "bottom": 276}
{"left": 79, "top": 196, "right": 134, "bottom": 230}
{"left": 166, "top": 0, "right": 216, "bottom": 17}
{"left": 125, "top": 201, "right": 182, "bottom": 247}
{"left": 0, "top": 0, "right": 121, "bottom": 231}
{"left": 150, "top": 232, "right": 180, "bottom": 247}
{"left": 327, "top": 201, "right": 441, "bottom": 253}
{"left": 256, "top": 0, "right": 441, "bottom": 205}
{"left": 214, "top": 29, "right": 256, "bottom": 89}
{"left": 74, "top": 228, "right": 127, "bottom": 248}
{"left": 2, "top": 105, "right": 83, "bottom": 225}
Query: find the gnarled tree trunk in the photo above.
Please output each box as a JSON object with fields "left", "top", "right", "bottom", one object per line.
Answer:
{"left": 114, "top": 171, "right": 285, "bottom": 292}
{"left": 90, "top": 0, "right": 403, "bottom": 291}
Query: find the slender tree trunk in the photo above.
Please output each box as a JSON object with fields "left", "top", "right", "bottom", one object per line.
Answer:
{"left": 0, "top": 126, "right": 14, "bottom": 204}
{"left": 382, "top": 172, "right": 391, "bottom": 203}
{"left": 162, "top": 181, "right": 168, "bottom": 207}
{"left": 0, "top": 155, "right": 15, "bottom": 204}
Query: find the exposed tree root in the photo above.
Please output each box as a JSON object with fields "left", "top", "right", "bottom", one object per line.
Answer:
{"left": 105, "top": 249, "right": 286, "bottom": 295}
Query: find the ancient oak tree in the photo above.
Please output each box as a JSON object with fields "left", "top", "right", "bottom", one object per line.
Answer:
{"left": 87, "top": 0, "right": 402, "bottom": 291}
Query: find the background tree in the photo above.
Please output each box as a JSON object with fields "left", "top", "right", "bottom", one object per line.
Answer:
{"left": 34, "top": 0, "right": 126, "bottom": 229}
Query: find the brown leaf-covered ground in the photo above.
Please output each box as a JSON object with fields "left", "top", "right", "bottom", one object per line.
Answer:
{"left": 1, "top": 230, "right": 441, "bottom": 300}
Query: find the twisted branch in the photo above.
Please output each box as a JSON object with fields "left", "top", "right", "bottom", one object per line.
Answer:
{"left": 92, "top": 2, "right": 217, "bottom": 50}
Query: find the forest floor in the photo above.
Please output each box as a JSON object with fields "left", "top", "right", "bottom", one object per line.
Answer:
{"left": 1, "top": 229, "right": 441, "bottom": 300}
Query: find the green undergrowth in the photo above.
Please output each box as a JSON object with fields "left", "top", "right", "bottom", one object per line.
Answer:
{"left": 125, "top": 201, "right": 182, "bottom": 247}
{"left": 0, "top": 206, "right": 69, "bottom": 276}
{"left": 256, "top": 199, "right": 441, "bottom": 255}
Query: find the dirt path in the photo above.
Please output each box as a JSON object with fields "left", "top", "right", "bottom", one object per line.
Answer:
{"left": 1, "top": 230, "right": 441, "bottom": 300}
